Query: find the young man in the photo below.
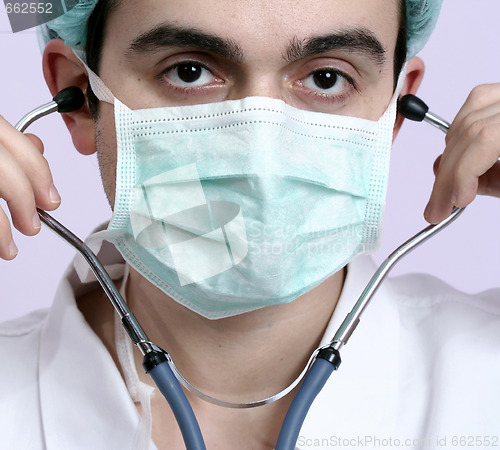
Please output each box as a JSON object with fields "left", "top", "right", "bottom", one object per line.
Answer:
{"left": 1, "top": 1, "right": 500, "bottom": 448}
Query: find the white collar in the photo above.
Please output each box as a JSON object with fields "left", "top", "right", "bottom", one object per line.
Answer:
{"left": 37, "top": 259, "right": 144, "bottom": 449}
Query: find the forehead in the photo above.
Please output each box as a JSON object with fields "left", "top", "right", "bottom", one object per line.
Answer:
{"left": 106, "top": 0, "right": 400, "bottom": 60}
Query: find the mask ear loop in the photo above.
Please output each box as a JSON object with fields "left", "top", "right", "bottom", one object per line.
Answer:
{"left": 73, "top": 49, "right": 115, "bottom": 104}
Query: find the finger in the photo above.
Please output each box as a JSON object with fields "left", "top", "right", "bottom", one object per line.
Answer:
{"left": 446, "top": 100, "right": 500, "bottom": 149}
{"left": 424, "top": 170, "right": 456, "bottom": 224}
{"left": 0, "top": 206, "right": 18, "bottom": 260}
{"left": 24, "top": 133, "right": 45, "bottom": 155}
{"left": 424, "top": 137, "right": 470, "bottom": 224}
{"left": 447, "top": 84, "right": 500, "bottom": 140}
{"left": 427, "top": 106, "right": 500, "bottom": 221}
{"left": 477, "top": 161, "right": 500, "bottom": 198}
{"left": 433, "top": 155, "right": 443, "bottom": 176}
{"left": 0, "top": 145, "right": 40, "bottom": 236}
{"left": 453, "top": 123, "right": 500, "bottom": 206}
{"left": 0, "top": 117, "right": 60, "bottom": 211}
{"left": 426, "top": 119, "right": 500, "bottom": 224}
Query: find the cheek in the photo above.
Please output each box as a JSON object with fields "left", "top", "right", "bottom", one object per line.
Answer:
{"left": 97, "top": 142, "right": 117, "bottom": 209}
{"left": 95, "top": 106, "right": 118, "bottom": 209}
{"left": 356, "top": 75, "right": 396, "bottom": 121}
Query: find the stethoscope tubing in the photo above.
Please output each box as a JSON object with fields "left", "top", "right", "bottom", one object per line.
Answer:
{"left": 148, "top": 361, "right": 207, "bottom": 449}
{"left": 275, "top": 358, "right": 336, "bottom": 449}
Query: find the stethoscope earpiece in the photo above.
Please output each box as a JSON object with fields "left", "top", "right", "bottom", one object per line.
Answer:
{"left": 52, "top": 86, "right": 85, "bottom": 113}
{"left": 398, "top": 94, "right": 429, "bottom": 122}
{"left": 398, "top": 94, "right": 450, "bottom": 133}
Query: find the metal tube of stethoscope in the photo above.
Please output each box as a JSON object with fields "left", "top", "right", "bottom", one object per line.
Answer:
{"left": 330, "top": 205, "right": 463, "bottom": 353}
{"left": 35, "top": 208, "right": 154, "bottom": 355}
{"left": 15, "top": 101, "right": 58, "bottom": 131}
{"left": 329, "top": 94, "right": 459, "bottom": 353}
{"left": 14, "top": 90, "right": 153, "bottom": 356}
{"left": 424, "top": 111, "right": 451, "bottom": 134}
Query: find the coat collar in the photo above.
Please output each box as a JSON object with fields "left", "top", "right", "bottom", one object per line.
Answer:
{"left": 37, "top": 260, "right": 144, "bottom": 449}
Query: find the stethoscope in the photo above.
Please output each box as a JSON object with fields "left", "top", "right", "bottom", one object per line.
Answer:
{"left": 14, "top": 88, "right": 462, "bottom": 449}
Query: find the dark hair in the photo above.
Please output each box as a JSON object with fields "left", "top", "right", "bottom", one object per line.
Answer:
{"left": 394, "top": 0, "right": 408, "bottom": 86}
{"left": 85, "top": 0, "right": 408, "bottom": 117}
{"left": 85, "top": 0, "right": 119, "bottom": 117}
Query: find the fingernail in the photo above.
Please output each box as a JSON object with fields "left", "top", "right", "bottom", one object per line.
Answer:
{"left": 33, "top": 211, "right": 41, "bottom": 230}
{"left": 49, "top": 184, "right": 61, "bottom": 204}
{"left": 9, "top": 240, "right": 18, "bottom": 257}
{"left": 451, "top": 190, "right": 458, "bottom": 206}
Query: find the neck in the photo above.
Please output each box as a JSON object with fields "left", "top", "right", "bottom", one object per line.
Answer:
{"left": 126, "top": 266, "right": 345, "bottom": 402}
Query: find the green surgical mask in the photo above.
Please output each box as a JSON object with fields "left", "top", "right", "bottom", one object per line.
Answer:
{"left": 83, "top": 63, "right": 404, "bottom": 319}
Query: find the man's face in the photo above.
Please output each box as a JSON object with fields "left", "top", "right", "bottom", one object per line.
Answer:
{"left": 94, "top": 0, "right": 401, "bottom": 205}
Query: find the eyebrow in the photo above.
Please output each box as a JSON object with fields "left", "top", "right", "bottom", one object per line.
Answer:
{"left": 126, "top": 24, "right": 386, "bottom": 67}
{"left": 285, "top": 27, "right": 387, "bottom": 66}
{"left": 126, "top": 24, "right": 244, "bottom": 62}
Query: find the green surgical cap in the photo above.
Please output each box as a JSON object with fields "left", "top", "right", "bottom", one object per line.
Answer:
{"left": 406, "top": 0, "right": 443, "bottom": 58}
{"left": 37, "top": 0, "right": 443, "bottom": 60}
{"left": 37, "top": 0, "right": 97, "bottom": 51}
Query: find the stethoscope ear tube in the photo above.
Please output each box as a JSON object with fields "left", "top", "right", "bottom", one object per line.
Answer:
{"left": 145, "top": 352, "right": 206, "bottom": 449}
{"left": 275, "top": 358, "right": 336, "bottom": 450}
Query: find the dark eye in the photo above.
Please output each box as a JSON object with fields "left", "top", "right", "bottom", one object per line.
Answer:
{"left": 312, "top": 71, "right": 338, "bottom": 90}
{"left": 164, "top": 62, "right": 215, "bottom": 87}
{"left": 304, "top": 69, "right": 348, "bottom": 94}
{"left": 176, "top": 64, "right": 203, "bottom": 83}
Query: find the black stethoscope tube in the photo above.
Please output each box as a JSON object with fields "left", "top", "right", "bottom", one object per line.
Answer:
{"left": 147, "top": 358, "right": 207, "bottom": 449}
{"left": 275, "top": 358, "right": 336, "bottom": 449}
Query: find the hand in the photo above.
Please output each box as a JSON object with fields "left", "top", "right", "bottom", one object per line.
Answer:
{"left": 424, "top": 84, "right": 500, "bottom": 224}
{"left": 0, "top": 115, "right": 61, "bottom": 260}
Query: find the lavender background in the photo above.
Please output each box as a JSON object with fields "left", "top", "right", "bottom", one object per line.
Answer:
{"left": 1, "top": 2, "right": 499, "bottom": 321}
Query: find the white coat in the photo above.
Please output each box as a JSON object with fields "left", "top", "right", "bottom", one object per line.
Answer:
{"left": 1, "top": 249, "right": 499, "bottom": 449}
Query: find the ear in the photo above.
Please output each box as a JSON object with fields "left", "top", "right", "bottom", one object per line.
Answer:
{"left": 393, "top": 56, "right": 425, "bottom": 141}
{"left": 42, "top": 39, "right": 96, "bottom": 155}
